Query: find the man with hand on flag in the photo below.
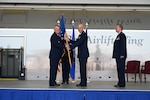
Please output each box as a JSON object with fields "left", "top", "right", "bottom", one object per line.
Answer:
{"left": 66, "top": 24, "right": 89, "bottom": 87}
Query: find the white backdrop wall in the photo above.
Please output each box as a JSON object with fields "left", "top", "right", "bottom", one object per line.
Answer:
{"left": 0, "top": 28, "right": 150, "bottom": 81}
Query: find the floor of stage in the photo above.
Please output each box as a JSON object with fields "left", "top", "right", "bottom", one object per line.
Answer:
{"left": 0, "top": 80, "right": 150, "bottom": 90}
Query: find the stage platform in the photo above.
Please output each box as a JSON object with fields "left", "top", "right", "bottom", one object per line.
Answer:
{"left": 0, "top": 80, "right": 150, "bottom": 100}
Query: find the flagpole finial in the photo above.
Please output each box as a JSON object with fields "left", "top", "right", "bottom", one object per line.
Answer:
{"left": 85, "top": 22, "right": 88, "bottom": 29}
{"left": 57, "top": 20, "right": 60, "bottom": 26}
{"left": 72, "top": 20, "right": 75, "bottom": 25}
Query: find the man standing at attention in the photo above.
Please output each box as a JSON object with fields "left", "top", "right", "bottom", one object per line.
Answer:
{"left": 49, "top": 25, "right": 64, "bottom": 86}
{"left": 66, "top": 24, "right": 89, "bottom": 87}
{"left": 113, "top": 24, "right": 127, "bottom": 88}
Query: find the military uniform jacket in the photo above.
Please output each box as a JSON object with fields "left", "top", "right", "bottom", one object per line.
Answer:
{"left": 71, "top": 31, "right": 89, "bottom": 58}
{"left": 49, "top": 32, "right": 64, "bottom": 60}
{"left": 112, "top": 32, "right": 127, "bottom": 59}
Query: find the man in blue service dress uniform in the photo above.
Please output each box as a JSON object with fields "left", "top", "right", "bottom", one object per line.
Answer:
{"left": 66, "top": 24, "right": 89, "bottom": 87}
{"left": 113, "top": 24, "right": 127, "bottom": 88}
{"left": 49, "top": 25, "right": 64, "bottom": 86}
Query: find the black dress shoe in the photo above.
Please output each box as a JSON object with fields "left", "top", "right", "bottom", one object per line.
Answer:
{"left": 114, "top": 85, "right": 119, "bottom": 87}
{"left": 66, "top": 82, "right": 69, "bottom": 84}
{"left": 76, "top": 84, "right": 86, "bottom": 87}
{"left": 76, "top": 84, "right": 81, "bottom": 87}
{"left": 114, "top": 85, "right": 125, "bottom": 88}
{"left": 49, "top": 84, "right": 55, "bottom": 86}
{"left": 55, "top": 83, "right": 60, "bottom": 86}
{"left": 119, "top": 85, "right": 125, "bottom": 88}
{"left": 61, "top": 82, "right": 65, "bottom": 84}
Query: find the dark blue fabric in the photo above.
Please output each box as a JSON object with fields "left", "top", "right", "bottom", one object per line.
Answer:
{"left": 85, "top": 91, "right": 150, "bottom": 100}
{"left": 0, "top": 89, "right": 150, "bottom": 100}
{"left": 60, "top": 14, "right": 66, "bottom": 38}
{"left": 70, "top": 25, "right": 75, "bottom": 80}
{"left": 0, "top": 89, "right": 84, "bottom": 100}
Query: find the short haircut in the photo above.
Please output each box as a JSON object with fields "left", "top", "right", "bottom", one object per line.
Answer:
{"left": 117, "top": 24, "right": 123, "bottom": 30}
{"left": 54, "top": 25, "right": 60, "bottom": 28}
{"left": 78, "top": 24, "right": 84, "bottom": 26}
